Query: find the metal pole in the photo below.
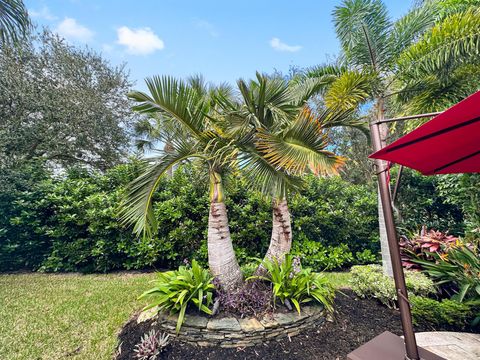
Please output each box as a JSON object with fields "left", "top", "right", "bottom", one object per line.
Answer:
{"left": 374, "top": 111, "right": 443, "bottom": 125}
{"left": 369, "top": 118, "right": 420, "bottom": 360}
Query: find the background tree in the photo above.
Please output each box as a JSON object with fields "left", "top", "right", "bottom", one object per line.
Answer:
{"left": 306, "top": 0, "right": 480, "bottom": 274}
{"left": 0, "top": 0, "right": 30, "bottom": 45}
{"left": 0, "top": 30, "right": 135, "bottom": 172}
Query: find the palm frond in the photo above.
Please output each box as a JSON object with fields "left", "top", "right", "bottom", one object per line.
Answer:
{"left": 119, "top": 140, "right": 202, "bottom": 238}
{"left": 128, "top": 76, "right": 208, "bottom": 139}
{"left": 333, "top": 0, "right": 391, "bottom": 69}
{"left": 256, "top": 108, "right": 345, "bottom": 176}
{"left": 323, "top": 70, "right": 372, "bottom": 110}
{"left": 0, "top": 0, "right": 31, "bottom": 45}
{"left": 238, "top": 149, "right": 304, "bottom": 199}
{"left": 397, "top": 8, "right": 480, "bottom": 79}
{"left": 389, "top": 3, "right": 436, "bottom": 59}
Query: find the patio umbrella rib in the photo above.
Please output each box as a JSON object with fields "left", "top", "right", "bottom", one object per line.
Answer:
{"left": 383, "top": 116, "right": 480, "bottom": 153}
{"left": 430, "top": 149, "right": 480, "bottom": 174}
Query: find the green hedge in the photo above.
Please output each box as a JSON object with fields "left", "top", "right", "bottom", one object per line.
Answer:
{"left": 0, "top": 163, "right": 381, "bottom": 272}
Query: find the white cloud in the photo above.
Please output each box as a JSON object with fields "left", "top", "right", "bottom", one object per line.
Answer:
{"left": 270, "top": 37, "right": 302, "bottom": 52}
{"left": 56, "top": 18, "right": 94, "bottom": 43}
{"left": 116, "top": 26, "right": 164, "bottom": 55}
{"left": 29, "top": 6, "right": 57, "bottom": 21}
{"left": 195, "top": 20, "right": 219, "bottom": 38}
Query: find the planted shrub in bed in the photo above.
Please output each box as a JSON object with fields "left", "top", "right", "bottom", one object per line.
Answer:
{"left": 249, "top": 255, "right": 335, "bottom": 313}
{"left": 410, "top": 296, "right": 476, "bottom": 329}
{"left": 349, "top": 265, "right": 435, "bottom": 308}
{"left": 133, "top": 329, "right": 170, "bottom": 360}
{"left": 399, "top": 229, "right": 458, "bottom": 270}
{"left": 138, "top": 260, "right": 214, "bottom": 333}
{"left": 415, "top": 244, "right": 480, "bottom": 302}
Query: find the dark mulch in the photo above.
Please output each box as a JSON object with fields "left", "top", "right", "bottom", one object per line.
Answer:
{"left": 116, "top": 290, "right": 476, "bottom": 360}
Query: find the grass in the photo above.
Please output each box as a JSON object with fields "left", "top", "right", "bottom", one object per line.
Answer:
{"left": 0, "top": 270, "right": 351, "bottom": 360}
{"left": 323, "top": 271, "right": 352, "bottom": 289}
{"left": 0, "top": 272, "right": 156, "bottom": 360}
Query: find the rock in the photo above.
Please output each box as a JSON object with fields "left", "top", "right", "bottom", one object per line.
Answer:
{"left": 137, "top": 307, "right": 159, "bottom": 324}
{"left": 183, "top": 315, "right": 208, "bottom": 329}
{"left": 207, "top": 317, "right": 241, "bottom": 331}
{"left": 259, "top": 316, "right": 279, "bottom": 329}
{"left": 239, "top": 318, "right": 265, "bottom": 332}
{"left": 273, "top": 312, "right": 296, "bottom": 325}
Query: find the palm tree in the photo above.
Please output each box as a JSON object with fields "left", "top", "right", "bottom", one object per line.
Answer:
{"left": 120, "top": 76, "right": 243, "bottom": 290}
{"left": 220, "top": 73, "right": 348, "bottom": 271}
{"left": 0, "top": 0, "right": 30, "bottom": 45}
{"left": 306, "top": 0, "right": 480, "bottom": 275}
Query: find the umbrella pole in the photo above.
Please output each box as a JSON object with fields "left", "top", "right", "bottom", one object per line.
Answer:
{"left": 369, "top": 117, "right": 420, "bottom": 360}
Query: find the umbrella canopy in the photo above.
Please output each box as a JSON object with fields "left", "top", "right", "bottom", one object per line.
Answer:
{"left": 370, "top": 91, "right": 480, "bottom": 175}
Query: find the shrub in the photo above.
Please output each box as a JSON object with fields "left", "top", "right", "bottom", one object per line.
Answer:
{"left": 292, "top": 239, "right": 355, "bottom": 270}
{"left": 0, "top": 163, "right": 380, "bottom": 272}
{"left": 350, "top": 265, "right": 436, "bottom": 308}
{"left": 133, "top": 329, "right": 170, "bottom": 360}
{"left": 250, "top": 255, "right": 335, "bottom": 313}
{"left": 138, "top": 260, "right": 214, "bottom": 333}
{"left": 416, "top": 244, "right": 480, "bottom": 302}
{"left": 399, "top": 229, "right": 458, "bottom": 270}
{"left": 410, "top": 296, "right": 474, "bottom": 329}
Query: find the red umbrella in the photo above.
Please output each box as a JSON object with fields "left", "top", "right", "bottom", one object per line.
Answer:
{"left": 370, "top": 90, "right": 480, "bottom": 174}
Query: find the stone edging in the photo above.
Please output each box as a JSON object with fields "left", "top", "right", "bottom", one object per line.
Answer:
{"left": 137, "top": 305, "right": 325, "bottom": 348}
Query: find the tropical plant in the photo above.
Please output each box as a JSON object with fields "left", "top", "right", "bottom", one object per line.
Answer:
{"left": 219, "top": 73, "right": 350, "bottom": 273}
{"left": 400, "top": 228, "right": 459, "bottom": 269}
{"left": 122, "top": 75, "right": 243, "bottom": 289}
{"left": 249, "top": 254, "right": 335, "bottom": 313}
{"left": 138, "top": 259, "right": 214, "bottom": 333}
{"left": 0, "top": 0, "right": 30, "bottom": 45}
{"left": 306, "top": 0, "right": 480, "bottom": 274}
{"left": 133, "top": 329, "right": 170, "bottom": 360}
{"left": 415, "top": 244, "right": 480, "bottom": 302}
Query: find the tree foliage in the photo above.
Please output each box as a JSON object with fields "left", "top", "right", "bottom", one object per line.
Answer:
{"left": 0, "top": 30, "right": 135, "bottom": 171}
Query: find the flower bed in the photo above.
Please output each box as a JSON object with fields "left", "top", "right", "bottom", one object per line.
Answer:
{"left": 136, "top": 305, "right": 325, "bottom": 348}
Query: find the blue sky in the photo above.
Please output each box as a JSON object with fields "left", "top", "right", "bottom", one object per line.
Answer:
{"left": 26, "top": 1, "right": 413, "bottom": 90}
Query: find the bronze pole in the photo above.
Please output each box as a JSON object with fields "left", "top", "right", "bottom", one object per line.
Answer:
{"left": 369, "top": 114, "right": 420, "bottom": 360}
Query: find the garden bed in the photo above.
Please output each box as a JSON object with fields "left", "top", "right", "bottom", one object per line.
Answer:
{"left": 117, "top": 289, "right": 478, "bottom": 360}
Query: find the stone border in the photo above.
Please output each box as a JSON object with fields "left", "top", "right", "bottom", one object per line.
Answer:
{"left": 137, "top": 305, "right": 325, "bottom": 348}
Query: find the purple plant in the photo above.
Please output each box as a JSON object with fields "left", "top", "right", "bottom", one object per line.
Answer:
{"left": 133, "top": 330, "right": 170, "bottom": 360}
{"left": 214, "top": 279, "right": 272, "bottom": 317}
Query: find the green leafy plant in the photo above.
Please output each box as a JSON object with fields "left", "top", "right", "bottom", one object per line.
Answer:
{"left": 350, "top": 265, "right": 436, "bottom": 308}
{"left": 410, "top": 296, "right": 477, "bottom": 329}
{"left": 138, "top": 259, "right": 214, "bottom": 333}
{"left": 416, "top": 244, "right": 480, "bottom": 302}
{"left": 249, "top": 254, "right": 335, "bottom": 313}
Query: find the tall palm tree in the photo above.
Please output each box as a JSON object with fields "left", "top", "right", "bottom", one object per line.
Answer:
{"left": 306, "top": 0, "right": 480, "bottom": 274}
{"left": 219, "top": 73, "right": 348, "bottom": 271}
{"left": 0, "top": 0, "right": 30, "bottom": 45}
{"left": 120, "top": 76, "right": 243, "bottom": 290}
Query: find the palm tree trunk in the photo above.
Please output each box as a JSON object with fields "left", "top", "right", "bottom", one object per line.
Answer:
{"left": 207, "top": 171, "right": 243, "bottom": 290}
{"left": 256, "top": 198, "right": 292, "bottom": 276}
{"left": 376, "top": 98, "right": 393, "bottom": 276}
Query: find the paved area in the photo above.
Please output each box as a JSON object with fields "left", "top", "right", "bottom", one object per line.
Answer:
{"left": 415, "top": 332, "right": 480, "bottom": 360}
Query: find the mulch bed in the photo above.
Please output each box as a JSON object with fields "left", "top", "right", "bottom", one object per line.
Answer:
{"left": 116, "top": 289, "right": 476, "bottom": 360}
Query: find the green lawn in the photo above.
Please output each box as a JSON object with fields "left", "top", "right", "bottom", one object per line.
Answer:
{"left": 0, "top": 271, "right": 350, "bottom": 360}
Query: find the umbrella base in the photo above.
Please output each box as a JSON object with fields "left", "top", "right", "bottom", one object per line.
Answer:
{"left": 347, "top": 331, "right": 446, "bottom": 360}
